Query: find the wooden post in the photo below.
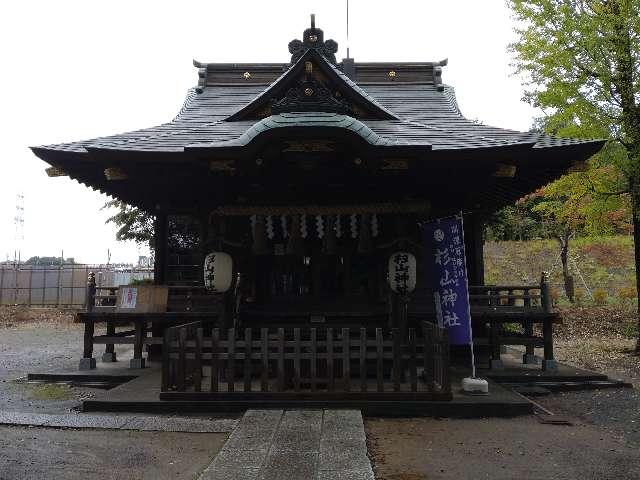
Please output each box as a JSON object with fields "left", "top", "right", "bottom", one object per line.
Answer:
{"left": 211, "top": 328, "right": 220, "bottom": 392}
{"left": 293, "top": 328, "right": 301, "bottom": 392}
{"left": 154, "top": 211, "right": 168, "bottom": 285}
{"left": 195, "top": 327, "right": 203, "bottom": 392}
{"left": 161, "top": 329, "right": 171, "bottom": 392}
{"left": 375, "top": 328, "right": 384, "bottom": 393}
{"left": 277, "top": 327, "right": 285, "bottom": 392}
{"left": 342, "top": 328, "right": 350, "bottom": 392}
{"left": 177, "top": 328, "right": 186, "bottom": 391}
{"left": 409, "top": 328, "right": 417, "bottom": 392}
{"left": 359, "top": 328, "right": 367, "bottom": 392}
{"left": 102, "top": 322, "right": 117, "bottom": 362}
{"left": 489, "top": 318, "right": 503, "bottom": 370}
{"left": 130, "top": 319, "right": 146, "bottom": 369}
{"left": 327, "top": 327, "right": 334, "bottom": 392}
{"left": 310, "top": 328, "right": 317, "bottom": 392}
{"left": 228, "top": 328, "right": 236, "bottom": 392}
{"left": 79, "top": 272, "right": 96, "bottom": 370}
{"left": 85, "top": 272, "right": 96, "bottom": 312}
{"left": 244, "top": 328, "right": 252, "bottom": 392}
{"left": 464, "top": 212, "right": 485, "bottom": 286}
{"left": 392, "top": 328, "right": 401, "bottom": 392}
{"left": 522, "top": 287, "right": 537, "bottom": 364}
{"left": 423, "top": 322, "right": 435, "bottom": 393}
{"left": 260, "top": 328, "right": 268, "bottom": 392}
{"left": 540, "top": 271, "right": 557, "bottom": 371}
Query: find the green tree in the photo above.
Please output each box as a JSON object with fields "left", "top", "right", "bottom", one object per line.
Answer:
{"left": 508, "top": 0, "right": 640, "bottom": 352}
{"left": 103, "top": 200, "right": 155, "bottom": 251}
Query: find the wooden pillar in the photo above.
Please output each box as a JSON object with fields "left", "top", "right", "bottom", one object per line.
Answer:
{"left": 464, "top": 212, "right": 485, "bottom": 286}
{"left": 130, "top": 319, "right": 146, "bottom": 369}
{"left": 79, "top": 272, "right": 97, "bottom": 370}
{"left": 540, "top": 272, "right": 557, "bottom": 371}
{"left": 153, "top": 211, "right": 167, "bottom": 285}
{"left": 102, "top": 323, "right": 117, "bottom": 363}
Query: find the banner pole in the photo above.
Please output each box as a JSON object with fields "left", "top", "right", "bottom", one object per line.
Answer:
{"left": 457, "top": 211, "right": 477, "bottom": 378}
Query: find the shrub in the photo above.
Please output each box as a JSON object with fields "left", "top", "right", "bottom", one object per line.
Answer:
{"left": 549, "top": 287, "right": 561, "bottom": 305}
{"left": 129, "top": 278, "right": 154, "bottom": 286}
{"left": 618, "top": 285, "right": 637, "bottom": 310}
{"left": 592, "top": 288, "right": 608, "bottom": 305}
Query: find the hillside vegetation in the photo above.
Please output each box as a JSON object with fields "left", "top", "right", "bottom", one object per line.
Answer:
{"left": 485, "top": 236, "right": 636, "bottom": 306}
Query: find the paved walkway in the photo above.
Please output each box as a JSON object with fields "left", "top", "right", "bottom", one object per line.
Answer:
{"left": 200, "top": 409, "right": 374, "bottom": 480}
{"left": 0, "top": 410, "right": 237, "bottom": 433}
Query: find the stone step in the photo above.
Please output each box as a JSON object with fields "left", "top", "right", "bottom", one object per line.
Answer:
{"left": 199, "top": 409, "right": 374, "bottom": 480}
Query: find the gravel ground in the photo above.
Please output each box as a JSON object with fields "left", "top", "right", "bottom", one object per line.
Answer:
{"left": 366, "top": 308, "right": 640, "bottom": 480}
{"left": 535, "top": 388, "right": 640, "bottom": 446}
{"left": 366, "top": 416, "right": 640, "bottom": 480}
{"left": 0, "top": 425, "right": 227, "bottom": 480}
{"left": 0, "top": 308, "right": 127, "bottom": 413}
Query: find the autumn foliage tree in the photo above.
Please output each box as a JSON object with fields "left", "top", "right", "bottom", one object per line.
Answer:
{"left": 508, "top": 0, "right": 640, "bottom": 351}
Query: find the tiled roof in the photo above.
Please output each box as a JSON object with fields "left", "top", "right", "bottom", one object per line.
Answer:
{"left": 33, "top": 62, "right": 604, "bottom": 156}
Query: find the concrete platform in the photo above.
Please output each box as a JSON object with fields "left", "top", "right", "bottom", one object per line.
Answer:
{"left": 77, "top": 364, "right": 532, "bottom": 417}
{"left": 27, "top": 350, "right": 626, "bottom": 418}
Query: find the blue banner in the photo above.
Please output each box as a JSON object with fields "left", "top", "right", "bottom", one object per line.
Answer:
{"left": 423, "top": 215, "right": 472, "bottom": 345}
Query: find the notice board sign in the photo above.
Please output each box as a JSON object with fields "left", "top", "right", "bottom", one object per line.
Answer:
{"left": 119, "top": 287, "right": 138, "bottom": 309}
{"left": 116, "top": 285, "right": 168, "bottom": 313}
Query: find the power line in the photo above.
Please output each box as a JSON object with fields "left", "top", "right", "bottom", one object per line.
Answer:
{"left": 14, "top": 193, "right": 24, "bottom": 242}
{"left": 346, "top": 0, "right": 350, "bottom": 59}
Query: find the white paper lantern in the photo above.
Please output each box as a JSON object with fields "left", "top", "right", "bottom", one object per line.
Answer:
{"left": 388, "top": 252, "right": 417, "bottom": 294}
{"left": 204, "top": 252, "right": 233, "bottom": 292}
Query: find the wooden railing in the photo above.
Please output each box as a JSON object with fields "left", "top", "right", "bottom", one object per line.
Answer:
{"left": 161, "top": 321, "right": 203, "bottom": 392}
{"left": 160, "top": 323, "right": 451, "bottom": 401}
{"left": 469, "top": 285, "right": 546, "bottom": 310}
{"left": 469, "top": 273, "right": 557, "bottom": 370}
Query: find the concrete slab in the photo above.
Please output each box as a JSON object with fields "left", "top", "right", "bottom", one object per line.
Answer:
{"left": 260, "top": 450, "right": 319, "bottom": 480}
{"left": 0, "top": 411, "right": 52, "bottom": 427}
{"left": 0, "top": 410, "right": 238, "bottom": 433}
{"left": 199, "top": 409, "right": 374, "bottom": 480}
{"left": 318, "top": 470, "right": 375, "bottom": 480}
{"left": 44, "top": 413, "right": 130, "bottom": 429}
{"left": 200, "top": 467, "right": 261, "bottom": 480}
{"left": 122, "top": 416, "right": 238, "bottom": 433}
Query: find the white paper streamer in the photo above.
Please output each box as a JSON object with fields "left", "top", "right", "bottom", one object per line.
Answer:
{"left": 316, "top": 215, "right": 324, "bottom": 238}
{"left": 281, "top": 215, "right": 288, "bottom": 238}
{"left": 250, "top": 215, "right": 257, "bottom": 239}
{"left": 266, "top": 215, "right": 274, "bottom": 239}
{"left": 372, "top": 214, "right": 379, "bottom": 237}
{"left": 350, "top": 214, "right": 358, "bottom": 238}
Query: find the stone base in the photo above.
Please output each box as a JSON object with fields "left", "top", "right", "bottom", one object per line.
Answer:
{"left": 130, "top": 358, "right": 146, "bottom": 369}
{"left": 490, "top": 359, "right": 504, "bottom": 370}
{"left": 522, "top": 353, "right": 539, "bottom": 365}
{"left": 542, "top": 359, "right": 558, "bottom": 371}
{"left": 102, "top": 352, "right": 117, "bottom": 363}
{"left": 79, "top": 357, "right": 96, "bottom": 370}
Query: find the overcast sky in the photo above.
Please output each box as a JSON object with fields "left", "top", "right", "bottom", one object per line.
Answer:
{"left": 0, "top": 0, "right": 537, "bottom": 264}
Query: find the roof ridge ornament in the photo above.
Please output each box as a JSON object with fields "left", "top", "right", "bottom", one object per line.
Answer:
{"left": 288, "top": 14, "right": 338, "bottom": 65}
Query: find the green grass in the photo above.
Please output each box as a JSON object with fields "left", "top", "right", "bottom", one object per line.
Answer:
{"left": 26, "top": 383, "right": 73, "bottom": 401}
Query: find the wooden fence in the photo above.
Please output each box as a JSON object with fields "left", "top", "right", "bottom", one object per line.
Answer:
{"left": 160, "top": 322, "right": 451, "bottom": 402}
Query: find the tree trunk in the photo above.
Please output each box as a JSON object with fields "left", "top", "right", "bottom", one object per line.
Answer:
{"left": 632, "top": 188, "right": 640, "bottom": 354}
{"left": 558, "top": 231, "right": 574, "bottom": 302}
